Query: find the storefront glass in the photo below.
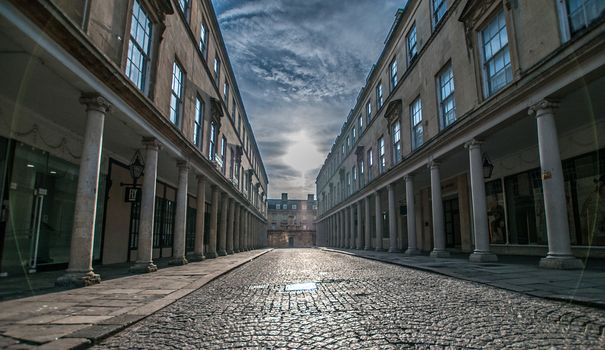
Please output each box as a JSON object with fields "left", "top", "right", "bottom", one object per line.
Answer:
{"left": 486, "top": 180, "right": 506, "bottom": 244}
{"left": 504, "top": 169, "right": 547, "bottom": 245}
{"left": 488, "top": 149, "right": 604, "bottom": 247}
{"left": 2, "top": 143, "right": 77, "bottom": 272}
{"left": 0, "top": 141, "right": 106, "bottom": 274}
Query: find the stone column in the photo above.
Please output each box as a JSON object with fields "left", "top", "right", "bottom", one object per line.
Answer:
{"left": 349, "top": 206, "right": 355, "bottom": 249}
{"left": 388, "top": 183, "right": 399, "bottom": 253}
{"left": 170, "top": 161, "right": 189, "bottom": 265}
{"left": 233, "top": 202, "right": 241, "bottom": 253}
{"left": 130, "top": 137, "right": 160, "bottom": 273}
{"left": 375, "top": 191, "right": 383, "bottom": 251}
{"left": 241, "top": 209, "right": 247, "bottom": 251}
{"left": 466, "top": 140, "right": 498, "bottom": 262}
{"left": 207, "top": 185, "right": 219, "bottom": 258}
{"left": 356, "top": 201, "right": 363, "bottom": 249}
{"left": 404, "top": 175, "right": 420, "bottom": 256}
{"left": 529, "top": 100, "right": 583, "bottom": 269}
{"left": 218, "top": 192, "right": 229, "bottom": 256}
{"left": 57, "top": 94, "right": 109, "bottom": 287}
{"left": 190, "top": 175, "right": 206, "bottom": 261}
{"left": 364, "top": 197, "right": 371, "bottom": 250}
{"left": 226, "top": 198, "right": 235, "bottom": 254}
{"left": 338, "top": 210, "right": 344, "bottom": 248}
{"left": 430, "top": 161, "right": 449, "bottom": 257}
{"left": 242, "top": 210, "right": 248, "bottom": 251}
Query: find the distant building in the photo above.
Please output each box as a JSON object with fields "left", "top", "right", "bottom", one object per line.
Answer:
{"left": 267, "top": 194, "right": 317, "bottom": 248}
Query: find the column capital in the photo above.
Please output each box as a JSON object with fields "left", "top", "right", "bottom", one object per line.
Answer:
{"left": 196, "top": 174, "right": 206, "bottom": 183}
{"left": 142, "top": 137, "right": 162, "bottom": 150}
{"left": 176, "top": 160, "right": 190, "bottom": 170}
{"left": 404, "top": 174, "right": 414, "bottom": 182}
{"left": 80, "top": 93, "right": 111, "bottom": 113}
{"left": 428, "top": 159, "right": 440, "bottom": 169}
{"left": 528, "top": 99, "right": 560, "bottom": 118}
{"left": 464, "top": 139, "right": 483, "bottom": 149}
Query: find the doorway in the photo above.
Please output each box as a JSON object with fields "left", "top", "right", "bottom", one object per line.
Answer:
{"left": 443, "top": 196, "right": 461, "bottom": 248}
{"left": 288, "top": 236, "right": 294, "bottom": 248}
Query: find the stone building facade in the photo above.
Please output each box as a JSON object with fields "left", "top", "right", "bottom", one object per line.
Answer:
{"left": 267, "top": 194, "right": 317, "bottom": 248}
{"left": 315, "top": 0, "right": 605, "bottom": 269}
{"left": 0, "top": 0, "right": 268, "bottom": 285}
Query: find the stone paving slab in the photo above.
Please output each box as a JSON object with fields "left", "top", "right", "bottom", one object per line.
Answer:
{"left": 0, "top": 249, "right": 271, "bottom": 349}
{"left": 321, "top": 247, "right": 605, "bottom": 309}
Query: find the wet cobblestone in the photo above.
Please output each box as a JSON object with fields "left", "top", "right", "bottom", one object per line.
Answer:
{"left": 96, "top": 249, "right": 605, "bottom": 349}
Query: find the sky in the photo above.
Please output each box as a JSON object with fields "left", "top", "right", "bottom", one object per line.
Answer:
{"left": 211, "top": 0, "right": 402, "bottom": 200}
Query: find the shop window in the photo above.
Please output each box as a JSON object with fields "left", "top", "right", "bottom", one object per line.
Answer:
{"left": 486, "top": 179, "right": 506, "bottom": 244}
{"left": 186, "top": 206, "right": 196, "bottom": 252}
{"left": 504, "top": 169, "right": 547, "bottom": 245}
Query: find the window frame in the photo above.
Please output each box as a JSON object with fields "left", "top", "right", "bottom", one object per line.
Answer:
{"left": 391, "top": 120, "right": 401, "bottom": 164}
{"left": 126, "top": 0, "right": 153, "bottom": 93}
{"left": 406, "top": 23, "right": 418, "bottom": 64}
{"left": 169, "top": 60, "right": 185, "bottom": 127}
{"left": 209, "top": 121, "right": 217, "bottom": 160}
{"left": 479, "top": 9, "right": 513, "bottom": 98}
{"left": 378, "top": 136, "right": 385, "bottom": 174}
{"left": 376, "top": 82, "right": 384, "bottom": 109}
{"left": 193, "top": 95, "right": 204, "bottom": 147}
{"left": 432, "top": 0, "right": 447, "bottom": 28}
{"left": 389, "top": 57, "right": 398, "bottom": 91}
{"left": 199, "top": 22, "right": 208, "bottom": 59}
{"left": 366, "top": 100, "right": 372, "bottom": 124}
{"left": 437, "top": 62, "right": 456, "bottom": 129}
{"left": 410, "top": 97, "right": 423, "bottom": 150}
{"left": 213, "top": 57, "right": 221, "bottom": 83}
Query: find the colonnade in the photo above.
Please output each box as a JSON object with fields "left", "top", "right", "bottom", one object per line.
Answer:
{"left": 315, "top": 100, "right": 583, "bottom": 269}
{"left": 56, "top": 93, "right": 267, "bottom": 287}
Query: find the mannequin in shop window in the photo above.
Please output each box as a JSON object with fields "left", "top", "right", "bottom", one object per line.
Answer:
{"left": 488, "top": 199, "right": 505, "bottom": 243}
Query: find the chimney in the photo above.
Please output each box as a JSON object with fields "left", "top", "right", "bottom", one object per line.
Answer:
{"left": 281, "top": 193, "right": 288, "bottom": 201}
{"left": 307, "top": 194, "right": 314, "bottom": 201}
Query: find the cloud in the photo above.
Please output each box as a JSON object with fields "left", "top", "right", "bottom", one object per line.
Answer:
{"left": 212, "top": 0, "right": 401, "bottom": 199}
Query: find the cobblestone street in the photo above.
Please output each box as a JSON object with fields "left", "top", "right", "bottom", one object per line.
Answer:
{"left": 96, "top": 249, "right": 605, "bottom": 349}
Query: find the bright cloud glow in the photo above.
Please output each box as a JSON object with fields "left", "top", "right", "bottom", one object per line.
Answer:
{"left": 212, "top": 0, "right": 401, "bottom": 198}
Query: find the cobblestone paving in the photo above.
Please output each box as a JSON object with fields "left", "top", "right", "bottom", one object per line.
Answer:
{"left": 96, "top": 249, "right": 605, "bottom": 349}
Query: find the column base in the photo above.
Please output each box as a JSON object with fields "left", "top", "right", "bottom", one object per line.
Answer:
{"left": 206, "top": 251, "right": 218, "bottom": 259}
{"left": 375, "top": 248, "right": 385, "bottom": 252}
{"left": 217, "top": 250, "right": 227, "bottom": 256}
{"left": 233, "top": 249, "right": 240, "bottom": 253}
{"left": 469, "top": 252, "right": 498, "bottom": 263}
{"left": 430, "top": 249, "right": 450, "bottom": 258}
{"left": 364, "top": 246, "right": 371, "bottom": 251}
{"left": 188, "top": 254, "right": 206, "bottom": 262}
{"left": 226, "top": 249, "right": 234, "bottom": 255}
{"left": 388, "top": 247, "right": 400, "bottom": 253}
{"left": 404, "top": 248, "right": 420, "bottom": 256}
{"left": 169, "top": 256, "right": 189, "bottom": 266}
{"left": 129, "top": 262, "right": 158, "bottom": 273}
{"left": 539, "top": 255, "right": 584, "bottom": 270}
{"left": 56, "top": 271, "right": 100, "bottom": 288}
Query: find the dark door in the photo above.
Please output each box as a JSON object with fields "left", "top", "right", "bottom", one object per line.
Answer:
{"left": 444, "top": 197, "right": 461, "bottom": 248}
{"left": 288, "top": 237, "right": 294, "bottom": 248}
